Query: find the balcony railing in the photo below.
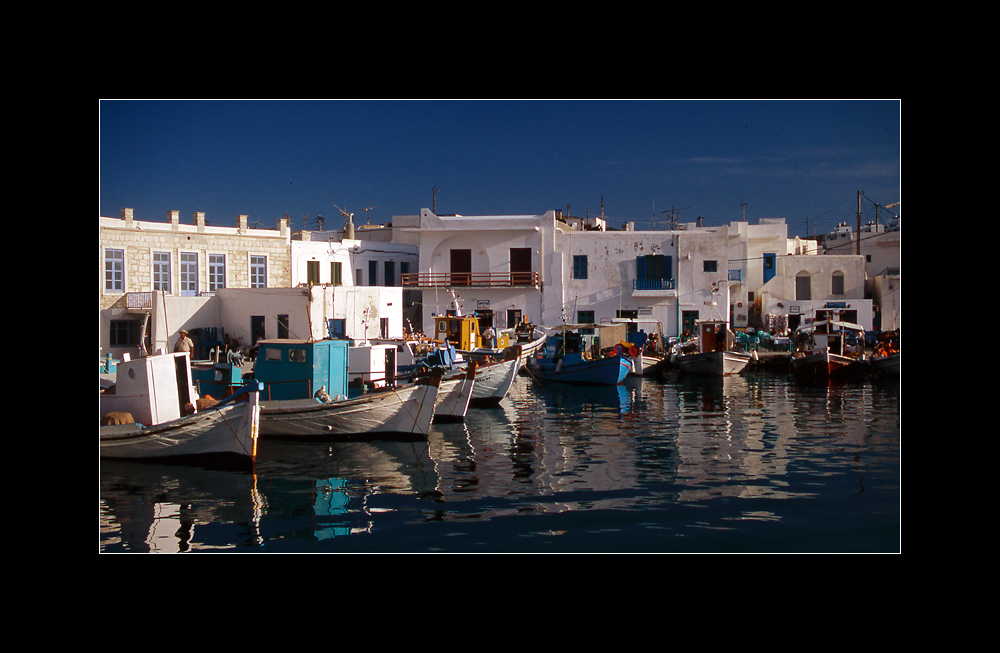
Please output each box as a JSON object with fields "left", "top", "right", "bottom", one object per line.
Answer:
{"left": 632, "top": 278, "right": 675, "bottom": 291}
{"left": 402, "top": 272, "right": 540, "bottom": 288}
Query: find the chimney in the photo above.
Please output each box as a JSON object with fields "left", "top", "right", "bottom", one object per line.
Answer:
{"left": 195, "top": 211, "right": 206, "bottom": 232}
{"left": 238, "top": 214, "right": 248, "bottom": 230}
{"left": 121, "top": 208, "right": 134, "bottom": 227}
{"left": 169, "top": 210, "right": 180, "bottom": 229}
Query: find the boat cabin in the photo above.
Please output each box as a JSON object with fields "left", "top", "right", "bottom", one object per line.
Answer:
{"left": 794, "top": 319, "right": 865, "bottom": 357}
{"left": 434, "top": 314, "right": 509, "bottom": 351}
{"left": 191, "top": 361, "right": 244, "bottom": 398}
{"left": 253, "top": 339, "right": 349, "bottom": 401}
{"left": 696, "top": 320, "right": 733, "bottom": 353}
{"left": 100, "top": 352, "right": 198, "bottom": 426}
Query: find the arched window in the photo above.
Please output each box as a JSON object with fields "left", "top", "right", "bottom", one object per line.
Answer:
{"left": 796, "top": 272, "right": 811, "bottom": 301}
{"left": 832, "top": 271, "right": 845, "bottom": 295}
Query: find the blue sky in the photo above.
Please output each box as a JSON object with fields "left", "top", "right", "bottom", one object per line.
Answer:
{"left": 99, "top": 99, "right": 900, "bottom": 238}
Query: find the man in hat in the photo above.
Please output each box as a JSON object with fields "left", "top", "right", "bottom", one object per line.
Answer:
{"left": 174, "top": 329, "right": 194, "bottom": 354}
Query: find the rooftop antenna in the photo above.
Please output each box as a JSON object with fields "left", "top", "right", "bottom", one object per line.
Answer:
{"left": 433, "top": 188, "right": 441, "bottom": 212}
{"left": 659, "top": 205, "right": 690, "bottom": 230}
{"left": 334, "top": 204, "right": 354, "bottom": 239}
{"left": 361, "top": 206, "right": 377, "bottom": 225}
{"left": 741, "top": 202, "right": 748, "bottom": 222}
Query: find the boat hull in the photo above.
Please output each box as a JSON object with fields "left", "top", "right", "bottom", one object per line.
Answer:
{"left": 871, "top": 352, "right": 900, "bottom": 376}
{"left": 677, "top": 350, "right": 751, "bottom": 376}
{"left": 530, "top": 354, "right": 630, "bottom": 385}
{"left": 630, "top": 354, "right": 666, "bottom": 376}
{"left": 791, "top": 350, "right": 867, "bottom": 381}
{"left": 259, "top": 382, "right": 437, "bottom": 439}
{"left": 100, "top": 395, "right": 259, "bottom": 467}
{"left": 434, "top": 371, "right": 475, "bottom": 422}
{"left": 469, "top": 356, "right": 520, "bottom": 405}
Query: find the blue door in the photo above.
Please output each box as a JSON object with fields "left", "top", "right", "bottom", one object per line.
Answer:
{"left": 763, "top": 253, "right": 776, "bottom": 284}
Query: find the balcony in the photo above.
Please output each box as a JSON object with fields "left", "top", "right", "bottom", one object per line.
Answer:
{"left": 632, "top": 278, "right": 675, "bottom": 292}
{"left": 402, "top": 272, "right": 540, "bottom": 288}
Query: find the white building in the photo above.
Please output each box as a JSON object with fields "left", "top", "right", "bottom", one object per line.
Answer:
{"left": 402, "top": 209, "right": 733, "bottom": 342}
{"left": 823, "top": 219, "right": 900, "bottom": 331}
{"left": 99, "top": 208, "right": 412, "bottom": 363}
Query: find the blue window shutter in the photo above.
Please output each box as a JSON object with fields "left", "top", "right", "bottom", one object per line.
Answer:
{"left": 637, "top": 256, "right": 647, "bottom": 280}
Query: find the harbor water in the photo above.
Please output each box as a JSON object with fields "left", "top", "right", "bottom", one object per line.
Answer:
{"left": 99, "top": 370, "right": 901, "bottom": 553}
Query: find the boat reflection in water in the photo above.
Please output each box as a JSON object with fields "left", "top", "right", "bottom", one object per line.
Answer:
{"left": 101, "top": 372, "right": 899, "bottom": 553}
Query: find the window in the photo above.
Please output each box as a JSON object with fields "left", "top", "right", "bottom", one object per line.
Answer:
{"left": 109, "top": 319, "right": 141, "bottom": 346}
{"left": 277, "top": 314, "right": 289, "bottom": 339}
{"left": 368, "top": 261, "right": 378, "bottom": 286}
{"left": 208, "top": 254, "right": 226, "bottom": 290}
{"left": 104, "top": 248, "right": 124, "bottom": 292}
{"left": 180, "top": 252, "right": 198, "bottom": 296}
{"left": 796, "top": 272, "right": 811, "bottom": 300}
{"left": 331, "top": 261, "right": 343, "bottom": 286}
{"left": 307, "top": 260, "right": 320, "bottom": 285}
{"left": 385, "top": 261, "right": 395, "bottom": 286}
{"left": 636, "top": 255, "right": 673, "bottom": 290}
{"left": 573, "top": 255, "right": 588, "bottom": 279}
{"left": 832, "top": 271, "right": 845, "bottom": 295}
{"left": 703, "top": 260, "right": 718, "bottom": 273}
{"left": 251, "top": 255, "right": 267, "bottom": 288}
{"left": 577, "top": 310, "right": 595, "bottom": 334}
{"left": 153, "top": 252, "right": 170, "bottom": 293}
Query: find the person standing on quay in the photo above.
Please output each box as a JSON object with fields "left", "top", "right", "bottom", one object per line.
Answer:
{"left": 174, "top": 329, "right": 194, "bottom": 354}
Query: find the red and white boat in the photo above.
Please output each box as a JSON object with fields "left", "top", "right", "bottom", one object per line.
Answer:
{"left": 790, "top": 319, "right": 868, "bottom": 381}
{"left": 674, "top": 320, "right": 752, "bottom": 377}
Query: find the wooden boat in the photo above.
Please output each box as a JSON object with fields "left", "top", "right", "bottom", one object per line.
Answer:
{"left": 371, "top": 336, "right": 521, "bottom": 406}
{"left": 528, "top": 325, "right": 630, "bottom": 385}
{"left": 598, "top": 318, "right": 668, "bottom": 376}
{"left": 467, "top": 351, "right": 521, "bottom": 405}
{"left": 870, "top": 329, "right": 900, "bottom": 377}
{"left": 100, "top": 351, "right": 260, "bottom": 467}
{"left": 433, "top": 364, "right": 476, "bottom": 422}
{"left": 674, "top": 320, "right": 752, "bottom": 376}
{"left": 790, "top": 319, "right": 869, "bottom": 381}
{"left": 252, "top": 339, "right": 439, "bottom": 439}
{"left": 257, "top": 379, "right": 439, "bottom": 439}
{"left": 430, "top": 301, "right": 547, "bottom": 364}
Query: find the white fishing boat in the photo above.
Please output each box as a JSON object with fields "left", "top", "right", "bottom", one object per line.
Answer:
{"left": 790, "top": 318, "right": 869, "bottom": 381}
{"left": 433, "top": 364, "right": 477, "bottom": 422}
{"left": 430, "top": 295, "right": 547, "bottom": 364}
{"left": 253, "top": 339, "right": 439, "bottom": 439}
{"left": 674, "top": 320, "right": 752, "bottom": 377}
{"left": 467, "top": 353, "right": 521, "bottom": 405}
{"left": 258, "top": 378, "right": 439, "bottom": 439}
{"left": 100, "top": 351, "right": 260, "bottom": 467}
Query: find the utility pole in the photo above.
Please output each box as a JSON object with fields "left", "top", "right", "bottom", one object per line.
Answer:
{"left": 857, "top": 190, "right": 862, "bottom": 255}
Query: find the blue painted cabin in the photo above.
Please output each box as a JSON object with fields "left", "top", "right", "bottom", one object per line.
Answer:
{"left": 252, "top": 339, "right": 349, "bottom": 401}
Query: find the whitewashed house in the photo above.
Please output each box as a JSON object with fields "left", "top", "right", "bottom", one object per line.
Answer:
{"left": 289, "top": 229, "right": 418, "bottom": 340}
{"left": 757, "top": 249, "right": 872, "bottom": 332}
{"left": 402, "top": 208, "right": 733, "bottom": 343}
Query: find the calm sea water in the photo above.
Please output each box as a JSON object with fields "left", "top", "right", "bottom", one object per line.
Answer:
{"left": 99, "top": 370, "right": 901, "bottom": 553}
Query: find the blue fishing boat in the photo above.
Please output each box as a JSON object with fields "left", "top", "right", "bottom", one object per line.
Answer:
{"left": 528, "top": 326, "right": 630, "bottom": 385}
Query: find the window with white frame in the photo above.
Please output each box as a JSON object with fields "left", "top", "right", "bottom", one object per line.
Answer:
{"left": 153, "top": 251, "right": 171, "bottom": 293}
{"left": 251, "top": 255, "right": 267, "bottom": 288}
{"left": 180, "top": 252, "right": 198, "bottom": 296}
{"left": 209, "top": 254, "right": 226, "bottom": 290}
{"left": 105, "top": 248, "right": 124, "bottom": 292}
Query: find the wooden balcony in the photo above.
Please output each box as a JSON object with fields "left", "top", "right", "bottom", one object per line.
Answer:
{"left": 402, "top": 271, "right": 539, "bottom": 288}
